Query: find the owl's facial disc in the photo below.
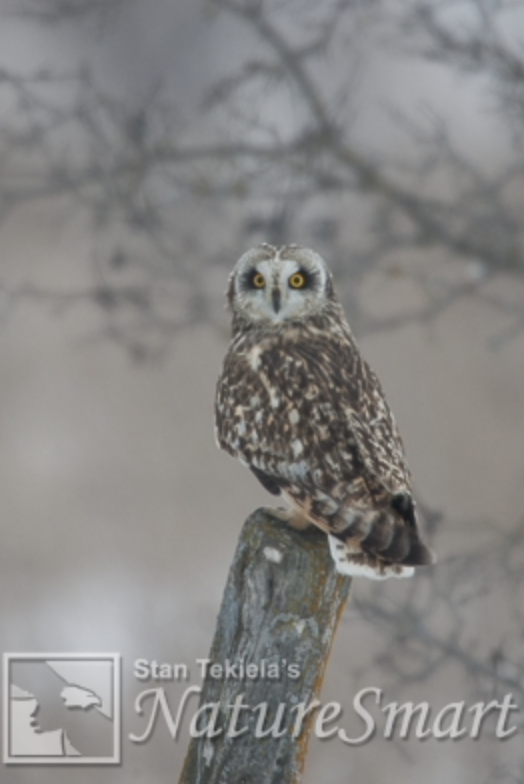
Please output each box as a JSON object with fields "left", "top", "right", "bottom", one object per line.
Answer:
{"left": 232, "top": 246, "right": 330, "bottom": 324}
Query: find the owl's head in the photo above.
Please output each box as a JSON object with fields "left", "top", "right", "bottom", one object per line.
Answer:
{"left": 227, "top": 244, "right": 337, "bottom": 328}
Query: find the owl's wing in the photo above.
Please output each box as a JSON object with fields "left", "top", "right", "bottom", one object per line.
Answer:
{"left": 291, "top": 335, "right": 413, "bottom": 498}
{"left": 282, "top": 338, "right": 430, "bottom": 563}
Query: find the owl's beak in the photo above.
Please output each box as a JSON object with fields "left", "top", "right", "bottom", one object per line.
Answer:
{"left": 271, "top": 287, "right": 281, "bottom": 313}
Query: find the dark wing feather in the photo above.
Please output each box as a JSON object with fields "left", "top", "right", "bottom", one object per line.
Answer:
{"left": 250, "top": 466, "right": 281, "bottom": 496}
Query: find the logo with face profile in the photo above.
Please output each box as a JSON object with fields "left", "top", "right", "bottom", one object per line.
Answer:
{"left": 2, "top": 653, "right": 121, "bottom": 765}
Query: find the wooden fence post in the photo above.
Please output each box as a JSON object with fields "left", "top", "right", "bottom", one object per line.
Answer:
{"left": 178, "top": 507, "right": 351, "bottom": 784}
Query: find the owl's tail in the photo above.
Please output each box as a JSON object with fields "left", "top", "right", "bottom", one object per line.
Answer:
{"left": 328, "top": 535, "right": 415, "bottom": 579}
{"left": 327, "top": 504, "right": 436, "bottom": 579}
{"left": 280, "top": 488, "right": 436, "bottom": 579}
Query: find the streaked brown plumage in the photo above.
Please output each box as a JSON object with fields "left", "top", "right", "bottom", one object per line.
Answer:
{"left": 215, "top": 244, "right": 435, "bottom": 578}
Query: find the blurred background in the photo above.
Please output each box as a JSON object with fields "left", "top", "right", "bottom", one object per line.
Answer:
{"left": 0, "top": 0, "right": 523, "bottom": 782}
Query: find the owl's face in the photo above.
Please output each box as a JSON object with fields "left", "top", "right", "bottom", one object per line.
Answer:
{"left": 228, "top": 244, "right": 335, "bottom": 326}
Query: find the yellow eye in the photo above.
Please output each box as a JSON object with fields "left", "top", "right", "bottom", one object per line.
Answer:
{"left": 289, "top": 272, "right": 307, "bottom": 289}
{"left": 252, "top": 272, "right": 266, "bottom": 289}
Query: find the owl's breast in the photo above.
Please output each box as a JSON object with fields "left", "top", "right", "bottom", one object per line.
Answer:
{"left": 215, "top": 334, "right": 358, "bottom": 484}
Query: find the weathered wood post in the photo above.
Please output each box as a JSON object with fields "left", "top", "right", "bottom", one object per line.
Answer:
{"left": 178, "top": 508, "right": 351, "bottom": 784}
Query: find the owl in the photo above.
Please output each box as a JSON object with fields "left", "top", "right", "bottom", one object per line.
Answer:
{"left": 214, "top": 244, "right": 435, "bottom": 579}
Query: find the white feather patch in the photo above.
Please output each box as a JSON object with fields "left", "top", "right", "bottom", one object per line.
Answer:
{"left": 248, "top": 346, "right": 263, "bottom": 371}
{"left": 292, "top": 439, "right": 304, "bottom": 457}
{"left": 328, "top": 535, "right": 415, "bottom": 580}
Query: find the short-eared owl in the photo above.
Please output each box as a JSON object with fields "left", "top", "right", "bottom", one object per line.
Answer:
{"left": 215, "top": 244, "right": 435, "bottom": 579}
